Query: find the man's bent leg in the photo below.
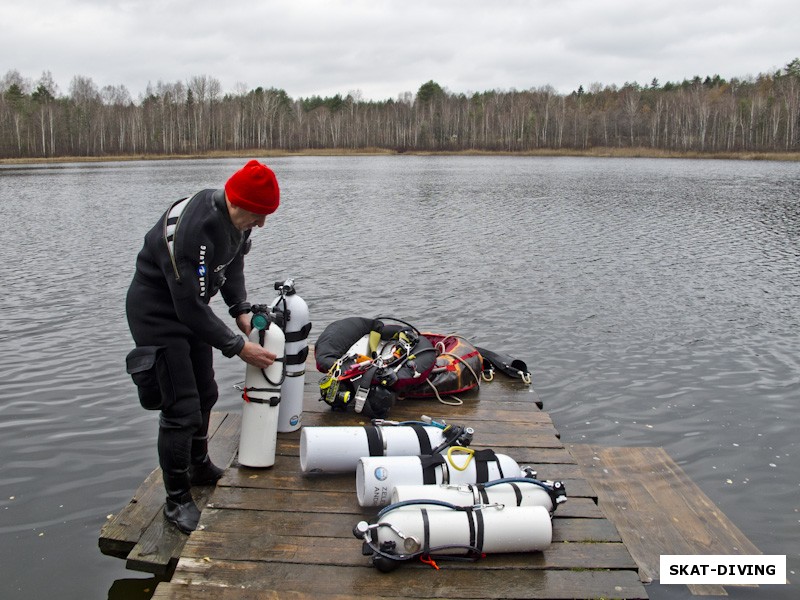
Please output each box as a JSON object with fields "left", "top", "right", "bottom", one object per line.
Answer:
{"left": 158, "top": 340, "right": 203, "bottom": 533}
{"left": 189, "top": 341, "right": 225, "bottom": 486}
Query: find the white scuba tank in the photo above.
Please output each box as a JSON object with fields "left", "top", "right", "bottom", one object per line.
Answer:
{"left": 356, "top": 503, "right": 552, "bottom": 560}
{"left": 356, "top": 452, "right": 522, "bottom": 507}
{"left": 269, "top": 280, "right": 310, "bottom": 432}
{"left": 238, "top": 313, "right": 286, "bottom": 468}
{"left": 390, "top": 480, "right": 560, "bottom": 513}
{"left": 300, "top": 424, "right": 451, "bottom": 473}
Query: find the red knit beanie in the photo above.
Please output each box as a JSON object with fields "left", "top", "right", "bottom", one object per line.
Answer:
{"left": 224, "top": 160, "right": 280, "bottom": 215}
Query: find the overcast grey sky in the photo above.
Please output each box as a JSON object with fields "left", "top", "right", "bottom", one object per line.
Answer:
{"left": 3, "top": 0, "right": 798, "bottom": 101}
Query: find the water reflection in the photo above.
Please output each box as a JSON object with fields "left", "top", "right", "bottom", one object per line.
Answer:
{"left": 0, "top": 156, "right": 797, "bottom": 599}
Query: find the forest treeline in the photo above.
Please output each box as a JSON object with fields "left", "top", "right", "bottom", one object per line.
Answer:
{"left": 1, "top": 59, "right": 799, "bottom": 159}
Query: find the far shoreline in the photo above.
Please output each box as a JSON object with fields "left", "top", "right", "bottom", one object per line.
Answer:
{"left": 2, "top": 147, "right": 799, "bottom": 165}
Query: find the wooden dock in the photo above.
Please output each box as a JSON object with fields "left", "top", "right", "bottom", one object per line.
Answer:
{"left": 570, "top": 444, "right": 765, "bottom": 596}
{"left": 101, "top": 364, "right": 646, "bottom": 599}
{"left": 99, "top": 358, "right": 763, "bottom": 598}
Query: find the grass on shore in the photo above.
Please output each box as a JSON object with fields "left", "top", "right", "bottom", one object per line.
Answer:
{"left": 2, "top": 146, "right": 799, "bottom": 165}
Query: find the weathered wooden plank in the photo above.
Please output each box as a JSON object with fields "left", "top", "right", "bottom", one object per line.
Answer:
{"left": 207, "top": 484, "right": 361, "bottom": 513}
{"left": 165, "top": 561, "right": 646, "bottom": 598}
{"left": 525, "top": 462, "right": 585, "bottom": 480}
{"left": 552, "top": 516, "right": 623, "bottom": 542}
{"left": 153, "top": 586, "right": 400, "bottom": 600}
{"left": 124, "top": 506, "right": 191, "bottom": 576}
{"left": 551, "top": 497, "right": 605, "bottom": 519}
{"left": 299, "top": 403, "right": 553, "bottom": 425}
{"left": 206, "top": 412, "right": 242, "bottom": 469}
{"left": 101, "top": 412, "right": 241, "bottom": 574}
{"left": 198, "top": 507, "right": 366, "bottom": 536}
{"left": 180, "top": 528, "right": 636, "bottom": 570}
{"left": 297, "top": 409, "right": 558, "bottom": 433}
{"left": 205, "top": 485, "right": 604, "bottom": 519}
{"left": 570, "top": 444, "right": 762, "bottom": 595}
{"left": 468, "top": 445, "right": 575, "bottom": 464}
{"left": 224, "top": 457, "right": 355, "bottom": 490}
{"left": 222, "top": 464, "right": 593, "bottom": 499}
{"left": 98, "top": 467, "right": 164, "bottom": 559}
{"left": 197, "top": 507, "right": 623, "bottom": 543}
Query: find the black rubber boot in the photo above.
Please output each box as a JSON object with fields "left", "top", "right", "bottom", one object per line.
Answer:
{"left": 160, "top": 425, "right": 200, "bottom": 533}
{"left": 190, "top": 455, "right": 225, "bottom": 486}
{"left": 189, "top": 433, "right": 225, "bottom": 486}
{"left": 163, "top": 491, "right": 201, "bottom": 534}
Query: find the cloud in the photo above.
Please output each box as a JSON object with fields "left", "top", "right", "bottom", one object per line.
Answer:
{"left": 2, "top": 0, "right": 798, "bottom": 101}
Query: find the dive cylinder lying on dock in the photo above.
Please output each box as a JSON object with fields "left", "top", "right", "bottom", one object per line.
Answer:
{"left": 354, "top": 501, "right": 552, "bottom": 572}
{"left": 390, "top": 478, "right": 567, "bottom": 514}
{"left": 356, "top": 450, "right": 521, "bottom": 507}
{"left": 238, "top": 310, "right": 286, "bottom": 468}
{"left": 300, "top": 420, "right": 474, "bottom": 473}
{"left": 269, "top": 279, "right": 311, "bottom": 433}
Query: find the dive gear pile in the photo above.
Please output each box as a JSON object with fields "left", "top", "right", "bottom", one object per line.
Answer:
{"left": 315, "top": 317, "right": 437, "bottom": 418}
{"left": 315, "top": 317, "right": 531, "bottom": 418}
{"left": 401, "top": 334, "right": 484, "bottom": 400}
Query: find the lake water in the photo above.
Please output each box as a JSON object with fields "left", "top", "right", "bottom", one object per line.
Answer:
{"left": 0, "top": 155, "right": 797, "bottom": 599}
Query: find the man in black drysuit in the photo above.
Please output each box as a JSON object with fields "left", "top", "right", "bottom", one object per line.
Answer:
{"left": 126, "top": 160, "right": 280, "bottom": 533}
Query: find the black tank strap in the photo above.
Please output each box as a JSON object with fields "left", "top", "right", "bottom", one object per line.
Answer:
{"left": 472, "top": 449, "right": 498, "bottom": 483}
{"left": 466, "top": 507, "right": 476, "bottom": 550}
{"left": 419, "top": 454, "right": 445, "bottom": 484}
{"left": 364, "top": 426, "right": 384, "bottom": 457}
{"left": 410, "top": 424, "right": 433, "bottom": 455}
{"left": 510, "top": 482, "right": 523, "bottom": 506}
{"left": 475, "top": 508, "right": 485, "bottom": 553}
{"left": 421, "top": 508, "right": 431, "bottom": 554}
{"left": 284, "top": 322, "right": 312, "bottom": 343}
{"left": 284, "top": 346, "right": 309, "bottom": 365}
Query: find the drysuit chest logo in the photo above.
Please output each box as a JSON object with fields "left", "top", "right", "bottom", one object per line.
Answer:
{"left": 198, "top": 245, "right": 207, "bottom": 295}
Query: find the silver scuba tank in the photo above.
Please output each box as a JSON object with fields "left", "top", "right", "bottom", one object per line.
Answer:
{"left": 238, "top": 309, "right": 286, "bottom": 468}
{"left": 356, "top": 450, "right": 522, "bottom": 507}
{"left": 354, "top": 501, "right": 552, "bottom": 572}
{"left": 269, "top": 279, "right": 310, "bottom": 432}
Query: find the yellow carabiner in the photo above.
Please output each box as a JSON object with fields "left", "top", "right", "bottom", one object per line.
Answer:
{"left": 447, "top": 446, "right": 475, "bottom": 471}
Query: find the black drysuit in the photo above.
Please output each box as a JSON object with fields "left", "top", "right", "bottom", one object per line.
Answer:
{"left": 126, "top": 189, "right": 251, "bottom": 499}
